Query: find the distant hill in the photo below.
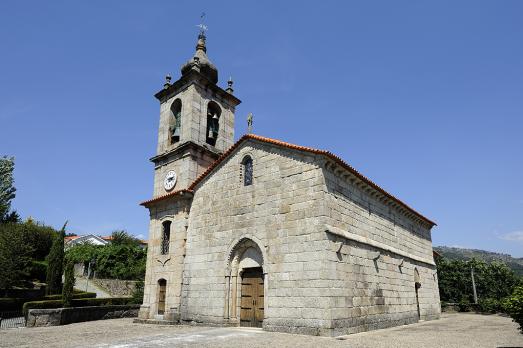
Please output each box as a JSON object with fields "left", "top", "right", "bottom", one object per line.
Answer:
{"left": 434, "top": 246, "right": 523, "bottom": 277}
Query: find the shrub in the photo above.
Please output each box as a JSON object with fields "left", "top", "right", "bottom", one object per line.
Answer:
{"left": 23, "top": 299, "right": 63, "bottom": 316}
{"left": 0, "top": 297, "right": 23, "bottom": 311}
{"left": 457, "top": 298, "right": 471, "bottom": 312}
{"left": 29, "top": 260, "right": 47, "bottom": 282}
{"left": 44, "top": 291, "right": 96, "bottom": 300}
{"left": 503, "top": 286, "right": 523, "bottom": 334}
{"left": 477, "top": 298, "right": 502, "bottom": 313}
{"left": 130, "top": 280, "right": 144, "bottom": 305}
{"left": 0, "top": 223, "right": 33, "bottom": 289}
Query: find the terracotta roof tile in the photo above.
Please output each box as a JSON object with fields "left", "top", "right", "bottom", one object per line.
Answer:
{"left": 141, "top": 134, "right": 436, "bottom": 227}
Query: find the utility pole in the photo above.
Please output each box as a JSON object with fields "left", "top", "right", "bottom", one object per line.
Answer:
{"left": 471, "top": 265, "right": 478, "bottom": 304}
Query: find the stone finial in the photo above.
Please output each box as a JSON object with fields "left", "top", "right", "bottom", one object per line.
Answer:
{"left": 247, "top": 112, "right": 253, "bottom": 134}
{"left": 164, "top": 74, "right": 172, "bottom": 89}
{"left": 226, "top": 76, "right": 234, "bottom": 94}
{"left": 192, "top": 57, "right": 201, "bottom": 72}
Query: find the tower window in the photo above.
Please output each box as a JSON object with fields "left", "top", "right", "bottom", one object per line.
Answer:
{"left": 206, "top": 101, "right": 221, "bottom": 146}
{"left": 161, "top": 221, "right": 171, "bottom": 255}
{"left": 242, "top": 156, "right": 253, "bottom": 186}
{"left": 169, "top": 99, "right": 182, "bottom": 144}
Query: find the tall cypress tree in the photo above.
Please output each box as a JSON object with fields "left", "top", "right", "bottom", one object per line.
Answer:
{"left": 62, "top": 257, "right": 75, "bottom": 307}
{"left": 46, "top": 222, "right": 67, "bottom": 295}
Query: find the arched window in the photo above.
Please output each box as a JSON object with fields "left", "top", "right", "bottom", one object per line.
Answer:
{"left": 161, "top": 221, "right": 171, "bottom": 255}
{"left": 206, "top": 101, "right": 221, "bottom": 146}
{"left": 242, "top": 156, "right": 253, "bottom": 186}
{"left": 169, "top": 99, "right": 182, "bottom": 144}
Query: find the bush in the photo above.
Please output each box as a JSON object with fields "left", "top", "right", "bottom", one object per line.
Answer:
{"left": 23, "top": 299, "right": 63, "bottom": 316}
{"left": 130, "top": 280, "right": 144, "bottom": 304}
{"left": 477, "top": 298, "right": 502, "bottom": 313}
{"left": 0, "top": 297, "right": 24, "bottom": 311}
{"left": 43, "top": 292, "right": 96, "bottom": 300}
{"left": 0, "top": 223, "right": 34, "bottom": 289}
{"left": 66, "top": 230, "right": 146, "bottom": 281}
{"left": 29, "top": 260, "right": 47, "bottom": 282}
{"left": 503, "top": 285, "right": 523, "bottom": 334}
{"left": 23, "top": 297, "right": 133, "bottom": 316}
{"left": 457, "top": 299, "right": 471, "bottom": 312}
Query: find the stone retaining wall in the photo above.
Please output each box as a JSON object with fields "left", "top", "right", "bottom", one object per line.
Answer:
{"left": 92, "top": 279, "right": 138, "bottom": 297}
{"left": 26, "top": 305, "right": 140, "bottom": 327}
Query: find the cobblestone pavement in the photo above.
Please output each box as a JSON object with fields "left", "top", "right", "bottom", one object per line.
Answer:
{"left": 1, "top": 313, "right": 522, "bottom": 348}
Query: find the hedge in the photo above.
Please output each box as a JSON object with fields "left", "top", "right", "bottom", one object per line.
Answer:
{"left": 0, "top": 297, "right": 24, "bottom": 311}
{"left": 0, "top": 292, "right": 96, "bottom": 312}
{"left": 23, "top": 297, "right": 132, "bottom": 316}
{"left": 44, "top": 292, "right": 96, "bottom": 301}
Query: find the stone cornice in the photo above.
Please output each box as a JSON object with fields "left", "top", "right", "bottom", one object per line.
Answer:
{"left": 325, "top": 225, "right": 436, "bottom": 266}
{"left": 154, "top": 69, "right": 241, "bottom": 106}
{"left": 150, "top": 141, "right": 221, "bottom": 165}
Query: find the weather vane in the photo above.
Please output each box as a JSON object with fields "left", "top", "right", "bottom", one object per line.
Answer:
{"left": 196, "top": 12, "right": 208, "bottom": 36}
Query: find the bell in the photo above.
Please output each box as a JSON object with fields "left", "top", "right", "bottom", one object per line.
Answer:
{"left": 172, "top": 127, "right": 180, "bottom": 137}
{"left": 212, "top": 114, "right": 219, "bottom": 120}
{"left": 208, "top": 129, "right": 215, "bottom": 139}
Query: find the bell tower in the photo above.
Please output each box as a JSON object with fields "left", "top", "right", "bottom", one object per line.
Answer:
{"left": 150, "top": 31, "right": 241, "bottom": 196}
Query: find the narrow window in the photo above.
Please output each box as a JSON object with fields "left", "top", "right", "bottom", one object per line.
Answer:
{"left": 158, "top": 278, "right": 167, "bottom": 315}
{"left": 206, "top": 101, "right": 221, "bottom": 146}
{"left": 169, "top": 99, "right": 182, "bottom": 144}
{"left": 242, "top": 156, "right": 253, "bottom": 186}
{"left": 161, "top": 221, "right": 171, "bottom": 255}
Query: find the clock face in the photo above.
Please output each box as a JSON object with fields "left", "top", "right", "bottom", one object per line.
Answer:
{"left": 163, "top": 170, "right": 177, "bottom": 191}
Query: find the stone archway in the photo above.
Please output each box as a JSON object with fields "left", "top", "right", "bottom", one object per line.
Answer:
{"left": 224, "top": 238, "right": 266, "bottom": 327}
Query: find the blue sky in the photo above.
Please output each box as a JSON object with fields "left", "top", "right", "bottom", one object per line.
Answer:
{"left": 1, "top": 1, "right": 522, "bottom": 256}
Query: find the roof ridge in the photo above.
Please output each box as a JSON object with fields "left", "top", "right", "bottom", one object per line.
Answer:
{"left": 141, "top": 134, "right": 436, "bottom": 227}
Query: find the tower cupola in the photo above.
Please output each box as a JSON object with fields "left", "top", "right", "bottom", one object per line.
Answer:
{"left": 180, "top": 33, "right": 218, "bottom": 84}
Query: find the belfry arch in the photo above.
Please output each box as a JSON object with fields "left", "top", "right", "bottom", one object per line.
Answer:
{"left": 224, "top": 237, "right": 267, "bottom": 327}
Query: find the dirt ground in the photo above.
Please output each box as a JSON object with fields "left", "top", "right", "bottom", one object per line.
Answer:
{"left": 1, "top": 313, "right": 522, "bottom": 348}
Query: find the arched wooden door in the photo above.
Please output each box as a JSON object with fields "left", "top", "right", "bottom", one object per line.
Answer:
{"left": 240, "top": 267, "right": 264, "bottom": 327}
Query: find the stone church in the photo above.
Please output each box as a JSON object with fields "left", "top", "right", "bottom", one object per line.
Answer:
{"left": 137, "top": 31, "right": 441, "bottom": 336}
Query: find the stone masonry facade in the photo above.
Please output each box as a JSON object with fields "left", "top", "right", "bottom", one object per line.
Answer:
{"left": 140, "top": 137, "right": 440, "bottom": 336}
{"left": 138, "top": 32, "right": 440, "bottom": 336}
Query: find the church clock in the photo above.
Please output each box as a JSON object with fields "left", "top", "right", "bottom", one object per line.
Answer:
{"left": 163, "top": 170, "right": 177, "bottom": 191}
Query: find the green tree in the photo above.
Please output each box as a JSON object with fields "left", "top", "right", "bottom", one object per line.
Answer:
{"left": 94, "top": 244, "right": 146, "bottom": 280}
{"left": 62, "top": 258, "right": 75, "bottom": 307}
{"left": 0, "top": 223, "right": 33, "bottom": 289}
{"left": 46, "top": 222, "right": 67, "bottom": 295}
{"left": 23, "top": 218, "right": 57, "bottom": 260}
{"left": 110, "top": 230, "right": 142, "bottom": 247}
{"left": 503, "top": 285, "right": 523, "bottom": 334}
{"left": 0, "top": 156, "right": 17, "bottom": 223}
{"left": 66, "top": 241, "right": 146, "bottom": 281}
{"left": 436, "top": 255, "right": 522, "bottom": 312}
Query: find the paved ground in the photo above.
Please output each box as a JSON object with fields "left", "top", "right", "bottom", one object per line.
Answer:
{"left": 1, "top": 313, "right": 522, "bottom": 348}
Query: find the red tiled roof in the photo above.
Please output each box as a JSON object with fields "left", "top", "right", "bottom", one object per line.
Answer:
{"left": 141, "top": 134, "right": 436, "bottom": 226}
{"left": 64, "top": 235, "right": 80, "bottom": 242}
